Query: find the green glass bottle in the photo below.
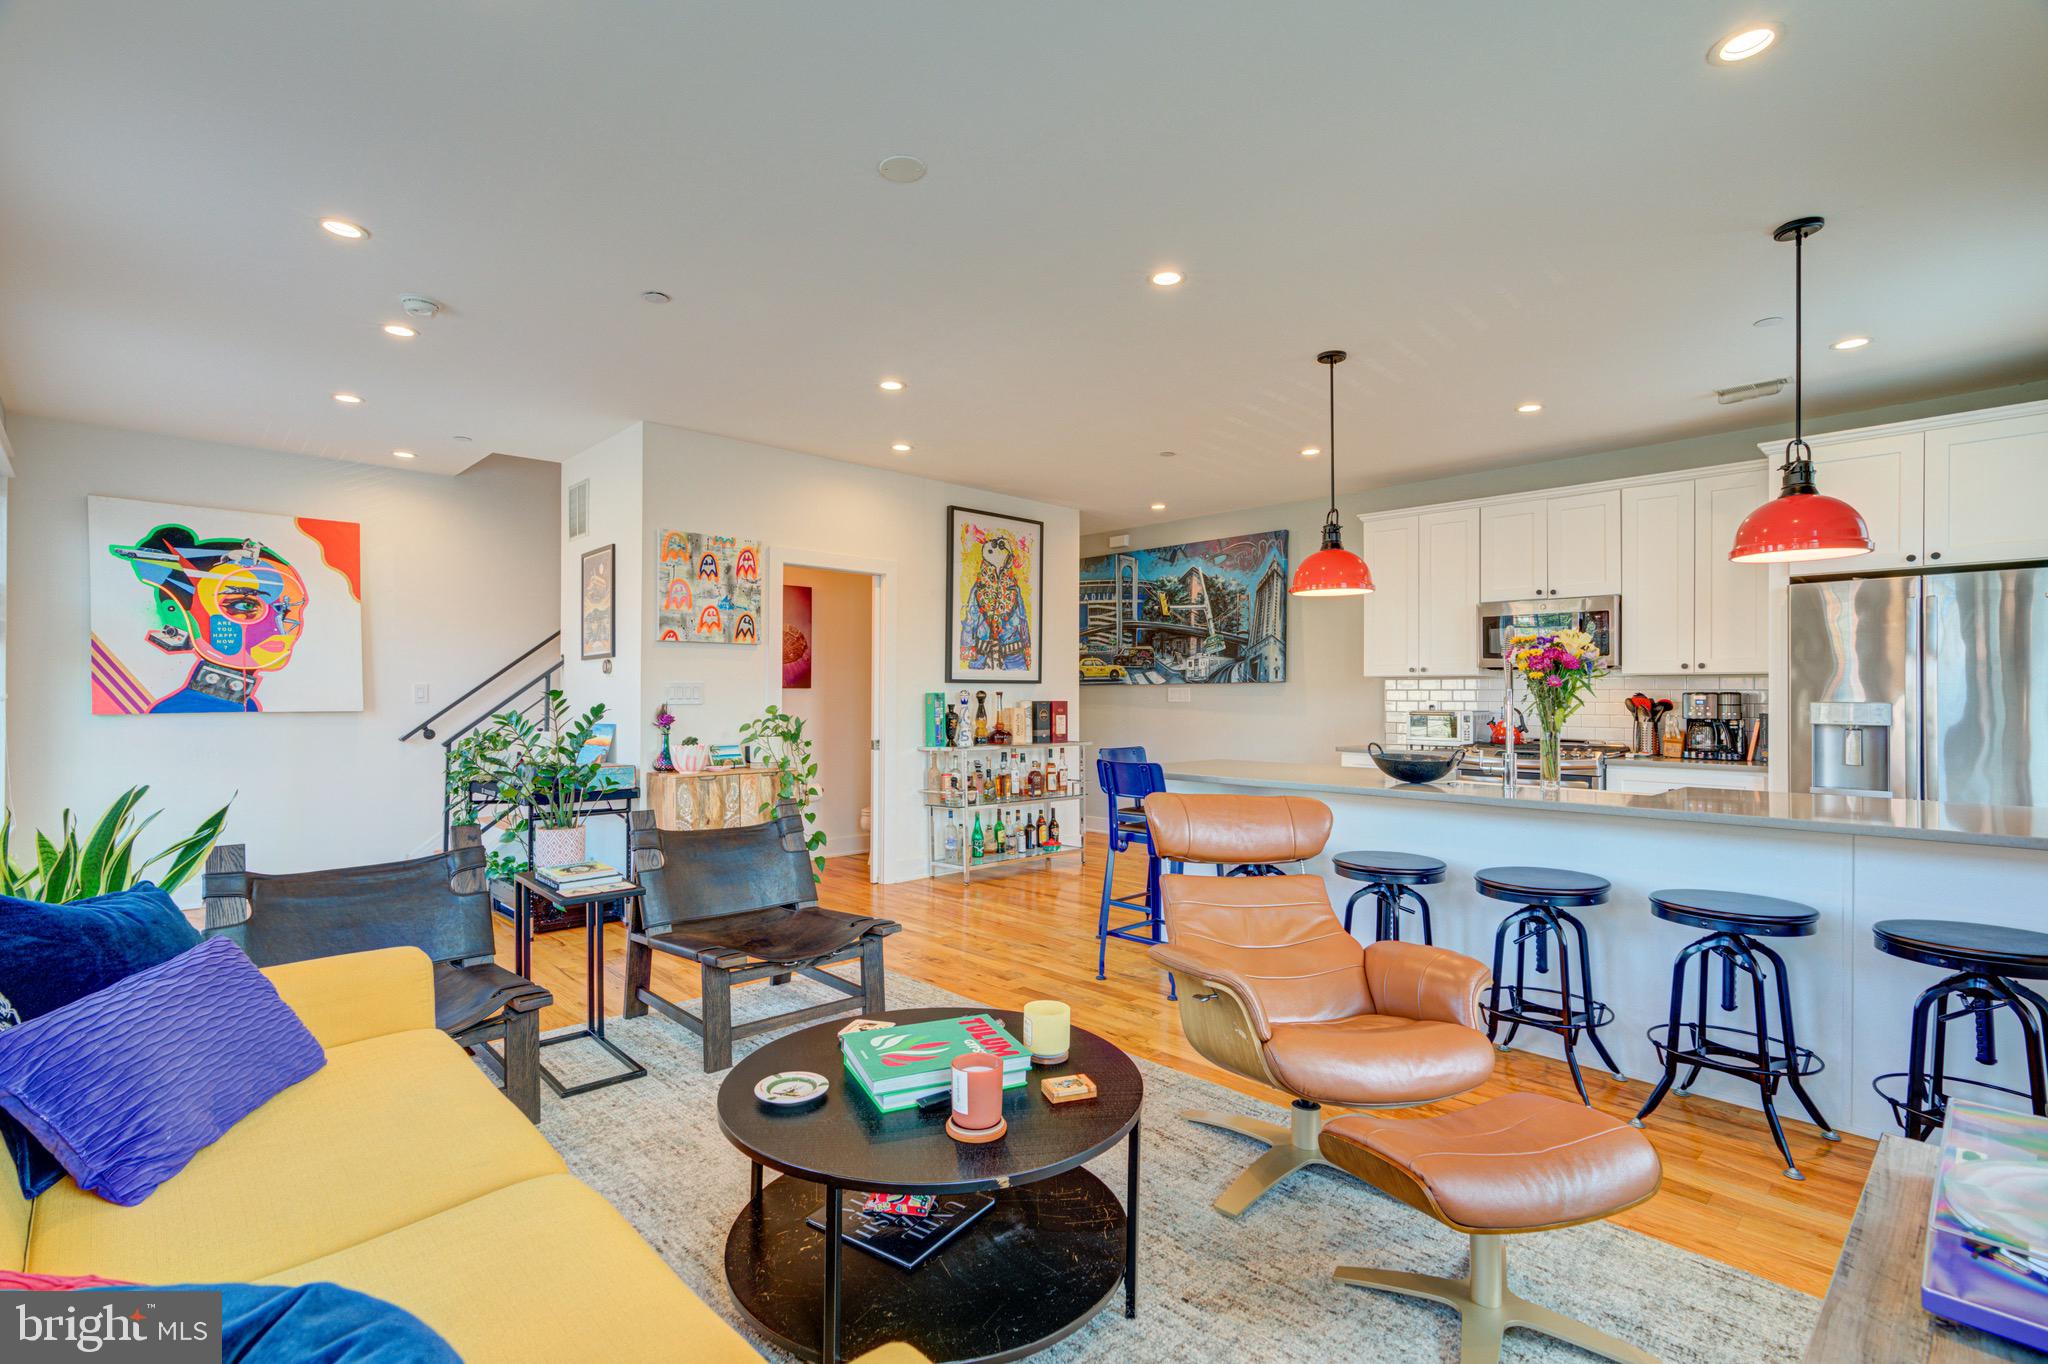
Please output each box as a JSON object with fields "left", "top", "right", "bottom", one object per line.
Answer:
{"left": 970, "top": 812, "right": 984, "bottom": 861}
{"left": 991, "top": 807, "right": 1006, "bottom": 856}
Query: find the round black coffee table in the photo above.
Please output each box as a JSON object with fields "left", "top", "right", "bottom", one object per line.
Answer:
{"left": 717, "top": 1007, "right": 1143, "bottom": 1363}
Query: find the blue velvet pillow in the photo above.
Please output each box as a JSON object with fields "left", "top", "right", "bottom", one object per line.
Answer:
{"left": 84, "top": 1283, "right": 461, "bottom": 1363}
{"left": 0, "top": 937, "right": 324, "bottom": 1205}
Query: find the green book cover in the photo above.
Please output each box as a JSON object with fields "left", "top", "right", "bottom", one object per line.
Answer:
{"left": 840, "top": 1014, "right": 1030, "bottom": 1099}
{"left": 844, "top": 1052, "right": 1028, "bottom": 1112}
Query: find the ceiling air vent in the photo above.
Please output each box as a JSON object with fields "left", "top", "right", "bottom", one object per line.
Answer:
{"left": 1714, "top": 377, "right": 1789, "bottom": 406}
{"left": 566, "top": 479, "right": 590, "bottom": 538}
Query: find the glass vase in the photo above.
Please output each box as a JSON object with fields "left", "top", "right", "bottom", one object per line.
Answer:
{"left": 1537, "top": 728, "right": 1563, "bottom": 790}
{"left": 652, "top": 731, "right": 676, "bottom": 773}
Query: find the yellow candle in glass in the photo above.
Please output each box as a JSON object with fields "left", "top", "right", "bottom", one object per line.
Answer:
{"left": 1022, "top": 1000, "right": 1071, "bottom": 1063}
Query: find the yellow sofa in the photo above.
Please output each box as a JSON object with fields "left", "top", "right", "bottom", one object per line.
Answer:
{"left": 1, "top": 947, "right": 764, "bottom": 1362}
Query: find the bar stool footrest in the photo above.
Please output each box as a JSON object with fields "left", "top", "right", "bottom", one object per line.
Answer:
{"left": 1872, "top": 1070, "right": 2040, "bottom": 1135}
{"left": 1482, "top": 985, "right": 1615, "bottom": 1033}
{"left": 1647, "top": 1022, "right": 1825, "bottom": 1080}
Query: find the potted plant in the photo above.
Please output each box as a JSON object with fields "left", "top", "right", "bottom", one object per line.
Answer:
{"left": 0, "top": 786, "right": 230, "bottom": 901}
{"left": 465, "top": 692, "right": 609, "bottom": 870}
{"left": 738, "top": 704, "right": 827, "bottom": 873}
{"left": 676, "top": 734, "right": 708, "bottom": 772}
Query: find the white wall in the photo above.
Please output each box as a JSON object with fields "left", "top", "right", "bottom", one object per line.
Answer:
{"left": 6, "top": 415, "right": 559, "bottom": 888}
{"left": 782, "top": 566, "right": 872, "bottom": 856}
{"left": 557, "top": 423, "right": 645, "bottom": 760}
{"left": 561, "top": 420, "right": 1080, "bottom": 883}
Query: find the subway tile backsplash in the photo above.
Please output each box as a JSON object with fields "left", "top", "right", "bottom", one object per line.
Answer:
{"left": 1383, "top": 674, "right": 1765, "bottom": 746}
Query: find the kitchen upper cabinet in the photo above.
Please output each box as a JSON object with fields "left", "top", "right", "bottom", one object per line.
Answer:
{"left": 1620, "top": 481, "right": 1695, "bottom": 675}
{"left": 1546, "top": 489, "right": 1623, "bottom": 597}
{"left": 1802, "top": 432, "right": 1924, "bottom": 570}
{"left": 1359, "top": 517, "right": 1418, "bottom": 677}
{"left": 1692, "top": 468, "right": 1770, "bottom": 673}
{"left": 1923, "top": 410, "right": 2048, "bottom": 567}
{"left": 1359, "top": 507, "right": 1478, "bottom": 677}
{"left": 1478, "top": 500, "right": 1546, "bottom": 600}
{"left": 1480, "top": 490, "right": 1619, "bottom": 600}
{"left": 1416, "top": 507, "right": 1481, "bottom": 674}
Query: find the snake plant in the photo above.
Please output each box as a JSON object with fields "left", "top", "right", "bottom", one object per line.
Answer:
{"left": 0, "top": 786, "right": 230, "bottom": 902}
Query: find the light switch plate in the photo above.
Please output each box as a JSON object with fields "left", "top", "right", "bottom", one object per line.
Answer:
{"left": 1167, "top": 686, "right": 1191, "bottom": 703}
{"left": 667, "top": 681, "right": 705, "bottom": 705}
{"left": 413, "top": 683, "right": 430, "bottom": 704}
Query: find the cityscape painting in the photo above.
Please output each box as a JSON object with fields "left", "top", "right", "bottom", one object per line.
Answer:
{"left": 1079, "top": 530, "right": 1288, "bottom": 685}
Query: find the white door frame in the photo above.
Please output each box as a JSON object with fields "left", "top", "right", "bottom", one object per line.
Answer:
{"left": 761, "top": 547, "right": 896, "bottom": 884}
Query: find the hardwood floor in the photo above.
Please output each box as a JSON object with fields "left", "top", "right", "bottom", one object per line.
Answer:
{"left": 498, "top": 833, "right": 1872, "bottom": 1298}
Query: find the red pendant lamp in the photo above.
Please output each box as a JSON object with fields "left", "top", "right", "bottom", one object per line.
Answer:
{"left": 1729, "top": 217, "right": 1874, "bottom": 564}
{"left": 1290, "top": 349, "right": 1375, "bottom": 596}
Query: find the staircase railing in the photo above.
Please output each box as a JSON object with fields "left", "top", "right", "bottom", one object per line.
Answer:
{"left": 399, "top": 632, "right": 561, "bottom": 742}
{"left": 398, "top": 631, "right": 564, "bottom": 852}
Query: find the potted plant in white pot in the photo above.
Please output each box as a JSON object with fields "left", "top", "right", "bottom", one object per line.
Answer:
{"left": 475, "top": 692, "right": 610, "bottom": 871}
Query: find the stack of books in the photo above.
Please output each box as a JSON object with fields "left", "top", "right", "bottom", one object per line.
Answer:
{"left": 839, "top": 1013, "right": 1031, "bottom": 1113}
{"left": 535, "top": 861, "right": 634, "bottom": 898}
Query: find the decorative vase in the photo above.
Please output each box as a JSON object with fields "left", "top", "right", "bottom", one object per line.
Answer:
{"left": 1537, "top": 728, "right": 1563, "bottom": 790}
{"left": 532, "top": 823, "right": 587, "bottom": 871}
{"left": 652, "top": 730, "right": 676, "bottom": 773}
{"left": 677, "top": 744, "right": 709, "bottom": 773}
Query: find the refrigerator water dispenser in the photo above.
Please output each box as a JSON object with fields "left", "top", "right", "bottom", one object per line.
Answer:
{"left": 1810, "top": 701, "right": 1894, "bottom": 796}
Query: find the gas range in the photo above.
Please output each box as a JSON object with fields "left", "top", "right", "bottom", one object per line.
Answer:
{"left": 1456, "top": 739, "right": 1626, "bottom": 789}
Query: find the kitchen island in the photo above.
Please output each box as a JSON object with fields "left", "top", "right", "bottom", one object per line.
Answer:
{"left": 1162, "top": 759, "right": 2048, "bottom": 1138}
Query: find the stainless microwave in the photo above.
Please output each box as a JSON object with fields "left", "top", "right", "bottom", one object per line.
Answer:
{"left": 1478, "top": 595, "right": 1621, "bottom": 671}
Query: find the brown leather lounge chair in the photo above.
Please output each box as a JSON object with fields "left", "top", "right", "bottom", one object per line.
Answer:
{"left": 1145, "top": 792, "right": 1496, "bottom": 1216}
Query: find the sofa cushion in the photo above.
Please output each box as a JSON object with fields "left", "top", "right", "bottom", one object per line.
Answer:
{"left": 0, "top": 939, "right": 326, "bottom": 1206}
{"left": 256, "top": 1174, "right": 763, "bottom": 1362}
{"left": 26, "top": 1028, "right": 564, "bottom": 1282}
{"left": 0, "top": 882, "right": 201, "bottom": 1198}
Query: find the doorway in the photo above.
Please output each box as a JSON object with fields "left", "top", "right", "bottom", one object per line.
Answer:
{"left": 770, "top": 556, "right": 887, "bottom": 882}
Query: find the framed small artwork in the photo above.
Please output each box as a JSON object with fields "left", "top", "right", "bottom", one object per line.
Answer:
{"left": 783, "top": 583, "right": 814, "bottom": 689}
{"left": 946, "top": 505, "right": 1043, "bottom": 683}
{"left": 654, "top": 529, "right": 763, "bottom": 645}
{"left": 579, "top": 544, "right": 616, "bottom": 660}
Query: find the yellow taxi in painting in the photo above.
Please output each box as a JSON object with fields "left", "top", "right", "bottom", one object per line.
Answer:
{"left": 1079, "top": 656, "right": 1127, "bottom": 681}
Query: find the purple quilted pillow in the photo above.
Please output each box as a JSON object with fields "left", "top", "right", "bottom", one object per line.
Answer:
{"left": 0, "top": 937, "right": 324, "bottom": 1205}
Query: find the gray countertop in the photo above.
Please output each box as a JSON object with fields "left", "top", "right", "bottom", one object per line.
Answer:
{"left": 1335, "top": 745, "right": 1768, "bottom": 774}
{"left": 1164, "top": 759, "right": 2048, "bottom": 852}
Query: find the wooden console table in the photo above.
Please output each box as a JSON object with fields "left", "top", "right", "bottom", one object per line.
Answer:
{"left": 645, "top": 766, "right": 779, "bottom": 832}
{"left": 1806, "top": 1134, "right": 2039, "bottom": 1362}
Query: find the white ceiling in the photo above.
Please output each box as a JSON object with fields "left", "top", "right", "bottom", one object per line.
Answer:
{"left": 2, "top": 2, "right": 2044, "bottom": 529}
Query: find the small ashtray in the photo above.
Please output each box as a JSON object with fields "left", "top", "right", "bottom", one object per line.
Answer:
{"left": 754, "top": 1071, "right": 830, "bottom": 1107}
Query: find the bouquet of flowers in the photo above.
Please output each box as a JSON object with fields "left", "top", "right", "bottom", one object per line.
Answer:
{"left": 1507, "top": 629, "right": 1606, "bottom": 785}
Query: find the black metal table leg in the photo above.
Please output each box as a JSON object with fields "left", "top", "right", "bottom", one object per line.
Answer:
{"left": 534, "top": 890, "right": 647, "bottom": 1097}
{"left": 1125, "top": 1124, "right": 1140, "bottom": 1319}
{"left": 822, "top": 1177, "right": 842, "bottom": 1364}
{"left": 751, "top": 1160, "right": 763, "bottom": 1204}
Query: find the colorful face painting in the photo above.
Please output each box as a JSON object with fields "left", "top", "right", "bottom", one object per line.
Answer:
{"left": 89, "top": 498, "right": 364, "bottom": 714}
{"left": 654, "top": 529, "right": 763, "bottom": 645}
{"left": 945, "top": 506, "right": 1043, "bottom": 683}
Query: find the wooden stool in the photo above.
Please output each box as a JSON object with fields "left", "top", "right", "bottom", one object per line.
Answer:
{"left": 1320, "top": 1093, "right": 1662, "bottom": 1364}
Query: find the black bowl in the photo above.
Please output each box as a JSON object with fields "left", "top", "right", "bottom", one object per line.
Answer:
{"left": 1365, "top": 742, "right": 1466, "bottom": 785}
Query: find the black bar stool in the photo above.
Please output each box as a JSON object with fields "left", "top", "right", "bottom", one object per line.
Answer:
{"left": 1332, "top": 851, "right": 1446, "bottom": 943}
{"left": 1475, "top": 865, "right": 1624, "bottom": 1105}
{"left": 1631, "top": 890, "right": 1836, "bottom": 1179}
{"left": 1872, "top": 919, "right": 2048, "bottom": 1141}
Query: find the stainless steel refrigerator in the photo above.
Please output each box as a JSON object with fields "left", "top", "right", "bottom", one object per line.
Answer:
{"left": 1787, "top": 567, "right": 2048, "bottom": 806}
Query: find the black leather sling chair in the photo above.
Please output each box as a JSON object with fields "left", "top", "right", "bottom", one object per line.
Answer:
{"left": 202, "top": 825, "right": 552, "bottom": 1121}
{"left": 623, "top": 803, "right": 899, "bottom": 1072}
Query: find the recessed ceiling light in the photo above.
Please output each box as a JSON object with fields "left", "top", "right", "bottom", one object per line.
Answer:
{"left": 392, "top": 450, "right": 415, "bottom": 459}
{"left": 332, "top": 392, "right": 362, "bottom": 404}
{"left": 891, "top": 442, "right": 912, "bottom": 453}
{"left": 1831, "top": 336, "right": 1871, "bottom": 350}
{"left": 382, "top": 323, "right": 416, "bottom": 338}
{"left": 1708, "top": 24, "right": 1778, "bottom": 64}
{"left": 1300, "top": 446, "right": 1321, "bottom": 458}
{"left": 1150, "top": 270, "right": 1183, "bottom": 287}
{"left": 878, "top": 379, "right": 905, "bottom": 392}
{"left": 640, "top": 291, "right": 671, "bottom": 305}
{"left": 319, "top": 217, "right": 368, "bottom": 240}
{"left": 1150, "top": 503, "right": 1167, "bottom": 512}
{"left": 877, "top": 155, "right": 927, "bottom": 184}
{"left": 1517, "top": 402, "right": 1544, "bottom": 414}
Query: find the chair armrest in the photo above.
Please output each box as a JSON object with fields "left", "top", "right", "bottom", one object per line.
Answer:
{"left": 1147, "top": 943, "right": 1277, "bottom": 1040}
{"left": 262, "top": 947, "right": 436, "bottom": 1050}
{"left": 1362, "top": 941, "right": 1491, "bottom": 1031}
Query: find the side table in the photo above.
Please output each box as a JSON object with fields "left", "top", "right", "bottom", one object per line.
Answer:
{"left": 512, "top": 872, "right": 647, "bottom": 1097}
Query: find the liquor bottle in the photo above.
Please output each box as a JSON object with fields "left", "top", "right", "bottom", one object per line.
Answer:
{"left": 1036, "top": 809, "right": 1048, "bottom": 848}
{"left": 943, "top": 704, "right": 959, "bottom": 746}
{"left": 974, "top": 691, "right": 989, "bottom": 742}
{"left": 1015, "top": 815, "right": 1027, "bottom": 854}
{"left": 943, "top": 815, "right": 960, "bottom": 862}
{"left": 956, "top": 692, "right": 974, "bottom": 748}
{"left": 994, "top": 755, "right": 1009, "bottom": 800}
{"left": 991, "top": 807, "right": 1005, "bottom": 854}
{"left": 970, "top": 812, "right": 984, "bottom": 861}
{"left": 1022, "top": 810, "right": 1035, "bottom": 851}
{"left": 1047, "top": 809, "right": 1060, "bottom": 848}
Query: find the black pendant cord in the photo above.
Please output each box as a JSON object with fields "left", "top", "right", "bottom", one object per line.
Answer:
{"left": 1773, "top": 217, "right": 1823, "bottom": 496}
{"left": 1325, "top": 357, "right": 1339, "bottom": 535}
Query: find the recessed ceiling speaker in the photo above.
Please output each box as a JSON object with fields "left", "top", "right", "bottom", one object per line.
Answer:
{"left": 877, "top": 155, "right": 927, "bottom": 184}
{"left": 400, "top": 295, "right": 442, "bottom": 319}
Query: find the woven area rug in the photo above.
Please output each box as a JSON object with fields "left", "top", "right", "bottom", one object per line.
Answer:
{"left": 527, "top": 971, "right": 1818, "bottom": 1363}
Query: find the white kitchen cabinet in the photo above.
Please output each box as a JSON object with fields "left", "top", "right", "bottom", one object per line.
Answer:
{"left": 1798, "top": 432, "right": 1924, "bottom": 570}
{"left": 1620, "top": 481, "right": 1695, "bottom": 675}
{"left": 1480, "top": 491, "right": 1619, "bottom": 600}
{"left": 1359, "top": 516, "right": 1418, "bottom": 677}
{"left": 1692, "top": 468, "right": 1770, "bottom": 673}
{"left": 1546, "top": 489, "right": 1623, "bottom": 597}
{"left": 1924, "top": 410, "right": 2048, "bottom": 567}
{"left": 1416, "top": 507, "right": 1481, "bottom": 674}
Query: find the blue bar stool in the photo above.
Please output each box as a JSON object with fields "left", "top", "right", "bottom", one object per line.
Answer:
{"left": 1631, "top": 889, "right": 1836, "bottom": 1180}
{"left": 1476, "top": 865, "right": 1626, "bottom": 1105}
{"left": 1333, "top": 852, "right": 1446, "bottom": 943}
{"left": 1095, "top": 756, "right": 1178, "bottom": 997}
{"left": 1871, "top": 919, "right": 2048, "bottom": 1141}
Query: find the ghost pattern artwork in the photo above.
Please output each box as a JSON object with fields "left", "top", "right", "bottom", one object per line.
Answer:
{"left": 654, "top": 529, "right": 763, "bottom": 645}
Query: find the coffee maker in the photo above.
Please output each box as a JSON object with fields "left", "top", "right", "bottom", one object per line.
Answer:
{"left": 1681, "top": 691, "right": 1750, "bottom": 762}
